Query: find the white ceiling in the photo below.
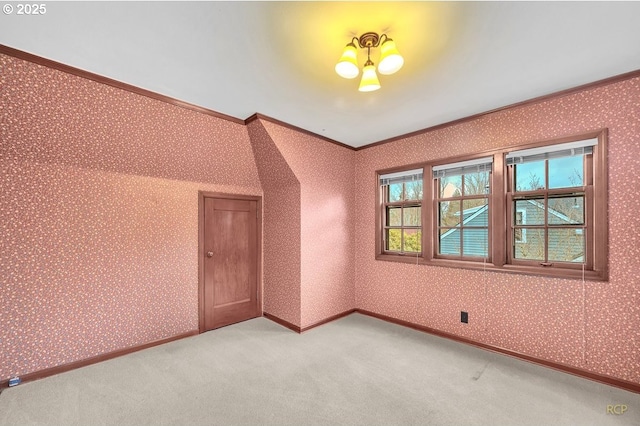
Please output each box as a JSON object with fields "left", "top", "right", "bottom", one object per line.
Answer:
{"left": 2, "top": 1, "right": 640, "bottom": 148}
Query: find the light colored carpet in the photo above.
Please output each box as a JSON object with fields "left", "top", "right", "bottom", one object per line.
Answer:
{"left": 0, "top": 313, "right": 638, "bottom": 425}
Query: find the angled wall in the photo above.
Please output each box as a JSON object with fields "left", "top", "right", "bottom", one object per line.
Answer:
{"left": 248, "top": 119, "right": 356, "bottom": 329}
{"left": 247, "top": 120, "right": 302, "bottom": 327}
{"left": 259, "top": 120, "right": 355, "bottom": 329}
{"left": 0, "top": 53, "right": 262, "bottom": 380}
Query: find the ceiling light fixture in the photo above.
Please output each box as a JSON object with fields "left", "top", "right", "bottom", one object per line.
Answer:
{"left": 335, "top": 32, "right": 404, "bottom": 92}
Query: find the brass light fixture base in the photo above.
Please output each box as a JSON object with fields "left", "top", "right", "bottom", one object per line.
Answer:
{"left": 358, "top": 32, "right": 380, "bottom": 48}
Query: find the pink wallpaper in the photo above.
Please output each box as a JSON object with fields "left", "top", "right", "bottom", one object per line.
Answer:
{"left": 2, "top": 47, "right": 638, "bottom": 387}
{"left": 354, "top": 76, "right": 640, "bottom": 383}
{"left": 248, "top": 119, "right": 355, "bottom": 329}
{"left": 0, "top": 54, "right": 262, "bottom": 379}
{"left": 259, "top": 121, "right": 355, "bottom": 329}
{"left": 247, "top": 120, "right": 302, "bottom": 327}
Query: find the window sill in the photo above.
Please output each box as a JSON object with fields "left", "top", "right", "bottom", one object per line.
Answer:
{"left": 376, "top": 253, "right": 424, "bottom": 265}
{"left": 500, "top": 264, "right": 607, "bottom": 282}
{"left": 375, "top": 254, "right": 608, "bottom": 281}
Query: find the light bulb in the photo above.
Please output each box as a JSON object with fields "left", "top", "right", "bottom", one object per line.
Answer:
{"left": 358, "top": 61, "right": 381, "bottom": 92}
{"left": 335, "top": 42, "right": 359, "bottom": 79}
{"left": 378, "top": 38, "right": 404, "bottom": 75}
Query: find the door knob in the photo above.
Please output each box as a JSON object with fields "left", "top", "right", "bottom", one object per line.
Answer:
{"left": 207, "top": 251, "right": 214, "bottom": 258}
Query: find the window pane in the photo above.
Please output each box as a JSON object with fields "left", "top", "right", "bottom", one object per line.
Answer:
{"left": 513, "top": 228, "right": 545, "bottom": 261}
{"left": 439, "top": 228, "right": 460, "bottom": 255}
{"left": 388, "top": 183, "right": 403, "bottom": 202}
{"left": 439, "top": 176, "right": 461, "bottom": 198}
{"left": 403, "top": 206, "right": 421, "bottom": 226}
{"left": 548, "top": 195, "right": 584, "bottom": 225}
{"left": 463, "top": 172, "right": 490, "bottom": 195}
{"left": 514, "top": 199, "right": 544, "bottom": 225}
{"left": 515, "top": 209, "right": 527, "bottom": 243}
{"left": 514, "top": 160, "right": 546, "bottom": 191}
{"left": 462, "top": 198, "right": 488, "bottom": 226}
{"left": 462, "top": 228, "right": 489, "bottom": 257}
{"left": 548, "top": 229, "right": 584, "bottom": 263}
{"left": 405, "top": 180, "right": 423, "bottom": 201}
{"left": 387, "top": 207, "right": 401, "bottom": 226}
{"left": 403, "top": 229, "right": 422, "bottom": 253}
{"left": 439, "top": 201, "right": 460, "bottom": 227}
{"left": 549, "top": 156, "right": 584, "bottom": 189}
{"left": 386, "top": 229, "right": 401, "bottom": 251}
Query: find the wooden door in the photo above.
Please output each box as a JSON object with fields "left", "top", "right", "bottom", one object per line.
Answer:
{"left": 200, "top": 195, "right": 261, "bottom": 331}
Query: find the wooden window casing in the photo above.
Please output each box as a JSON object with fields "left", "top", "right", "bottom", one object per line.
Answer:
{"left": 375, "top": 129, "right": 608, "bottom": 281}
{"left": 381, "top": 177, "right": 423, "bottom": 256}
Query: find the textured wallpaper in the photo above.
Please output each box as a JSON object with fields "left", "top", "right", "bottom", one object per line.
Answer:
{"left": 0, "top": 54, "right": 262, "bottom": 379}
{"left": 248, "top": 119, "right": 355, "bottom": 329}
{"left": 2, "top": 48, "right": 639, "bottom": 387}
{"left": 248, "top": 120, "right": 302, "bottom": 327}
{"left": 354, "top": 76, "right": 640, "bottom": 383}
{"left": 260, "top": 121, "right": 355, "bottom": 329}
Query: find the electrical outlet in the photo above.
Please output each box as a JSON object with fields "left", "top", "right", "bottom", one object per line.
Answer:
{"left": 461, "top": 311, "right": 468, "bottom": 324}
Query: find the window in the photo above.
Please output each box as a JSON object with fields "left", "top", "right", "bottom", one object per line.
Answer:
{"left": 433, "top": 157, "right": 493, "bottom": 260}
{"left": 506, "top": 138, "right": 597, "bottom": 271}
{"left": 376, "top": 130, "right": 608, "bottom": 280}
{"left": 380, "top": 169, "right": 423, "bottom": 254}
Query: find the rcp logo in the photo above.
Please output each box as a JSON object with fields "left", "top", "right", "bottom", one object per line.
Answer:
{"left": 606, "top": 404, "right": 628, "bottom": 415}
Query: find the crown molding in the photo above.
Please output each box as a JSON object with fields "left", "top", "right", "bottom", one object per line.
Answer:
{"left": 246, "top": 113, "right": 354, "bottom": 151}
{"left": 356, "top": 68, "right": 640, "bottom": 151}
{"left": 0, "top": 44, "right": 245, "bottom": 125}
{"left": 3, "top": 44, "right": 639, "bottom": 152}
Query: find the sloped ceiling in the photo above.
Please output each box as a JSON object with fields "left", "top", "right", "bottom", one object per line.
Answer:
{"left": 1, "top": 1, "right": 639, "bottom": 147}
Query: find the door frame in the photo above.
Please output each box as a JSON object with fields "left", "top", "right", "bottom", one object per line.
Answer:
{"left": 198, "top": 191, "right": 263, "bottom": 333}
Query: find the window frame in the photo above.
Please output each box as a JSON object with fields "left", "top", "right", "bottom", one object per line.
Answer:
{"left": 506, "top": 154, "right": 592, "bottom": 271}
{"left": 375, "top": 129, "right": 608, "bottom": 281}
{"left": 382, "top": 178, "right": 423, "bottom": 255}
{"left": 376, "top": 164, "right": 425, "bottom": 259}
{"left": 433, "top": 167, "right": 492, "bottom": 262}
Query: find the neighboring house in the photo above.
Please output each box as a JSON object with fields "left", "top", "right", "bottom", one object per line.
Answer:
{"left": 440, "top": 205, "right": 489, "bottom": 257}
{"left": 440, "top": 200, "right": 584, "bottom": 262}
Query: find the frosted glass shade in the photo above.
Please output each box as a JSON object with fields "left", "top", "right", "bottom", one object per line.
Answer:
{"left": 378, "top": 38, "right": 404, "bottom": 75}
{"left": 358, "top": 64, "right": 381, "bottom": 92}
{"left": 335, "top": 43, "right": 359, "bottom": 79}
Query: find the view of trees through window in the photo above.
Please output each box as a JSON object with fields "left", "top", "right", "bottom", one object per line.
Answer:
{"left": 384, "top": 180, "right": 423, "bottom": 253}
